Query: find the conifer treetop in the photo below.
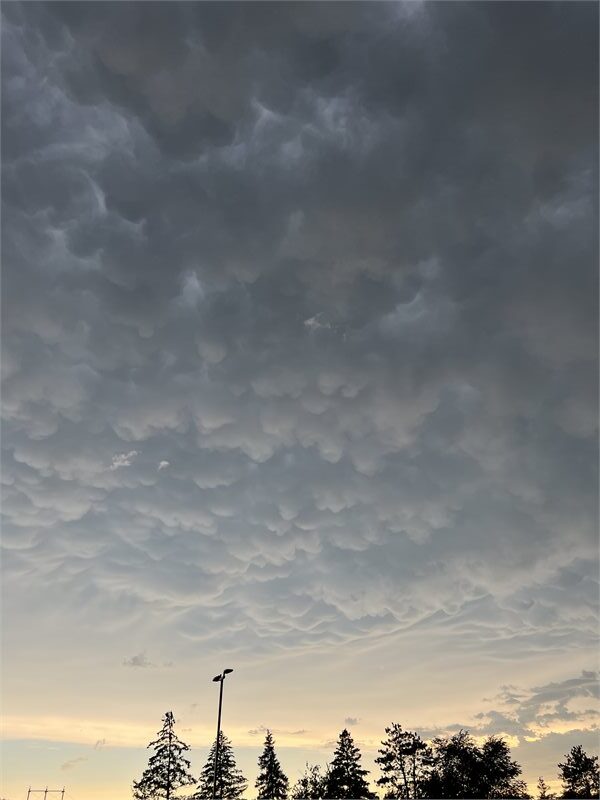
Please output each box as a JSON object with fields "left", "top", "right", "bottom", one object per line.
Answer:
{"left": 325, "top": 728, "right": 376, "bottom": 800}
{"left": 192, "top": 730, "right": 247, "bottom": 800}
{"left": 132, "top": 711, "right": 195, "bottom": 800}
{"left": 256, "top": 729, "right": 289, "bottom": 800}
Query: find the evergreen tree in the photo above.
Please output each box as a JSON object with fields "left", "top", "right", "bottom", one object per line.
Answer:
{"left": 558, "top": 745, "right": 600, "bottom": 799}
{"left": 132, "top": 711, "right": 195, "bottom": 800}
{"left": 290, "top": 764, "right": 327, "bottom": 799}
{"left": 376, "top": 723, "right": 433, "bottom": 798}
{"left": 256, "top": 730, "right": 289, "bottom": 799}
{"left": 193, "top": 731, "right": 247, "bottom": 799}
{"left": 537, "top": 777, "right": 557, "bottom": 800}
{"left": 324, "top": 729, "right": 376, "bottom": 799}
{"left": 133, "top": 772, "right": 156, "bottom": 800}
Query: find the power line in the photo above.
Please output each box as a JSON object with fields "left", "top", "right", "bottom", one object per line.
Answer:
{"left": 26, "top": 789, "right": 65, "bottom": 800}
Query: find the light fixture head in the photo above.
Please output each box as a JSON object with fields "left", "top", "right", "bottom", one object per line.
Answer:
{"left": 223, "top": 668, "right": 234, "bottom": 674}
{"left": 212, "top": 674, "right": 222, "bottom": 682}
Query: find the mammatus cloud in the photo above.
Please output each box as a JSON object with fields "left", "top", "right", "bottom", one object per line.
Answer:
{"left": 0, "top": 4, "right": 597, "bottom": 793}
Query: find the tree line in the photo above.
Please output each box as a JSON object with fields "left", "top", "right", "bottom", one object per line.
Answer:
{"left": 133, "top": 711, "right": 600, "bottom": 800}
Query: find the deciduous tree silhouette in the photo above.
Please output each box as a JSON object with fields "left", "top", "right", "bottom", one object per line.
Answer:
{"left": 132, "top": 711, "right": 195, "bottom": 800}
{"left": 421, "top": 730, "right": 529, "bottom": 798}
{"left": 290, "top": 764, "right": 328, "bottom": 799}
{"left": 537, "top": 777, "right": 556, "bottom": 800}
{"left": 256, "top": 730, "right": 289, "bottom": 799}
{"left": 376, "top": 723, "right": 433, "bottom": 798}
{"left": 558, "top": 745, "right": 600, "bottom": 798}
{"left": 193, "top": 730, "right": 247, "bottom": 800}
{"left": 324, "top": 729, "right": 376, "bottom": 799}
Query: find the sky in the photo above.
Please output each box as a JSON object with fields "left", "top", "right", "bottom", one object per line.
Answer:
{"left": 1, "top": 2, "right": 598, "bottom": 798}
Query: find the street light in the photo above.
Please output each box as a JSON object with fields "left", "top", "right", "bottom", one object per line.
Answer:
{"left": 212, "top": 669, "right": 234, "bottom": 799}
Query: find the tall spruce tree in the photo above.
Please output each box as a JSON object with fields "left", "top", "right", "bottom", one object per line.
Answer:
{"left": 376, "top": 723, "right": 433, "bottom": 798}
{"left": 255, "top": 730, "right": 289, "bottom": 799}
{"left": 193, "top": 730, "right": 247, "bottom": 799}
{"left": 132, "top": 711, "right": 195, "bottom": 800}
{"left": 325, "top": 729, "right": 376, "bottom": 799}
{"left": 558, "top": 745, "right": 600, "bottom": 799}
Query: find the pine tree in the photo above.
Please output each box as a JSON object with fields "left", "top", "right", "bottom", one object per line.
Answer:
{"left": 537, "top": 777, "right": 556, "bottom": 800}
{"left": 376, "top": 723, "right": 433, "bottom": 798}
{"left": 256, "top": 730, "right": 289, "bottom": 799}
{"left": 132, "top": 711, "right": 195, "bottom": 800}
{"left": 193, "top": 730, "right": 247, "bottom": 799}
{"left": 325, "top": 729, "right": 376, "bottom": 799}
{"left": 558, "top": 745, "right": 600, "bottom": 799}
{"left": 290, "top": 764, "right": 327, "bottom": 799}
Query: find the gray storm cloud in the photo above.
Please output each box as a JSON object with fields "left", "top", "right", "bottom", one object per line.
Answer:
{"left": 1, "top": 1, "right": 597, "bottom": 675}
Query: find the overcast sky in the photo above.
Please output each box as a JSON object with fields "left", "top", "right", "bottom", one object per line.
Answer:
{"left": 1, "top": 2, "right": 598, "bottom": 798}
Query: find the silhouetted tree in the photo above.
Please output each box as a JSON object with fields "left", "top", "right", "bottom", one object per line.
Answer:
{"left": 325, "top": 729, "right": 376, "bottom": 799}
{"left": 421, "top": 730, "right": 529, "bottom": 798}
{"left": 133, "top": 776, "right": 155, "bottom": 800}
{"left": 537, "top": 777, "right": 557, "bottom": 800}
{"left": 558, "top": 745, "right": 600, "bottom": 798}
{"left": 191, "top": 731, "right": 248, "bottom": 800}
{"left": 193, "top": 731, "right": 247, "bottom": 799}
{"left": 132, "top": 711, "right": 195, "bottom": 800}
{"left": 256, "top": 730, "right": 289, "bottom": 799}
{"left": 480, "top": 735, "right": 529, "bottom": 798}
{"left": 376, "top": 723, "right": 433, "bottom": 798}
{"left": 290, "top": 764, "right": 328, "bottom": 799}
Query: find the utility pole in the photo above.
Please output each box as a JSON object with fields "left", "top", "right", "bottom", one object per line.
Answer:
{"left": 26, "top": 790, "right": 64, "bottom": 800}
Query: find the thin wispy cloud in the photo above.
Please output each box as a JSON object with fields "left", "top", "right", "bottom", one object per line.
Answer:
{"left": 61, "top": 757, "right": 87, "bottom": 771}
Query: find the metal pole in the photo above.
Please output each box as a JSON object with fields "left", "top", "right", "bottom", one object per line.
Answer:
{"left": 212, "top": 675, "right": 224, "bottom": 799}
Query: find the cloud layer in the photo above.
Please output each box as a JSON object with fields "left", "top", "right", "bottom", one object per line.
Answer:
{"left": 1, "top": 3, "right": 597, "bottom": 770}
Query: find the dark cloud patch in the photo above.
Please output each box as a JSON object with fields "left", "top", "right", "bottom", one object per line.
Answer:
{"left": 1, "top": 1, "right": 597, "bottom": 678}
{"left": 122, "top": 653, "right": 154, "bottom": 669}
{"left": 248, "top": 725, "right": 307, "bottom": 737}
{"left": 422, "top": 672, "right": 600, "bottom": 745}
{"left": 60, "top": 756, "right": 87, "bottom": 771}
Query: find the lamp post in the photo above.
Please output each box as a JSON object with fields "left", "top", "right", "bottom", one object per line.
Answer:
{"left": 212, "top": 668, "right": 233, "bottom": 799}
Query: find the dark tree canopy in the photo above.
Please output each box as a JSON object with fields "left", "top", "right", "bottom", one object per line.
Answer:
{"left": 537, "top": 776, "right": 557, "bottom": 800}
{"left": 421, "top": 730, "right": 529, "bottom": 799}
{"left": 193, "top": 730, "right": 247, "bottom": 800}
{"left": 376, "top": 723, "right": 433, "bottom": 798}
{"left": 558, "top": 745, "right": 600, "bottom": 799}
{"left": 256, "top": 730, "right": 289, "bottom": 799}
{"left": 325, "top": 729, "right": 376, "bottom": 800}
{"left": 132, "top": 711, "right": 195, "bottom": 800}
{"left": 290, "top": 764, "right": 328, "bottom": 800}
